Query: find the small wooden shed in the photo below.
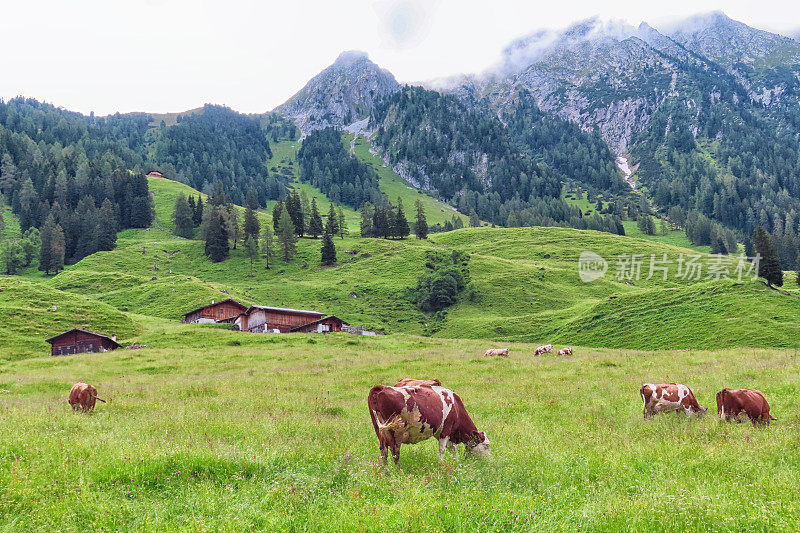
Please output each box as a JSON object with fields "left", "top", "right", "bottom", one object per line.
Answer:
{"left": 235, "top": 305, "right": 326, "bottom": 333}
{"left": 46, "top": 329, "right": 121, "bottom": 356}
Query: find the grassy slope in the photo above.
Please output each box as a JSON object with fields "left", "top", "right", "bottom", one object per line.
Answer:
{"left": 0, "top": 276, "right": 140, "bottom": 360}
{"left": 1, "top": 331, "right": 799, "bottom": 530}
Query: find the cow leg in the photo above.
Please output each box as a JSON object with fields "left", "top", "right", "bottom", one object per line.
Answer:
{"left": 385, "top": 432, "right": 400, "bottom": 466}
{"left": 448, "top": 441, "right": 457, "bottom": 459}
{"left": 378, "top": 437, "right": 388, "bottom": 464}
{"left": 438, "top": 436, "right": 450, "bottom": 462}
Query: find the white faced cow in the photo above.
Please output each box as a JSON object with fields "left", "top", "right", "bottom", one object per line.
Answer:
{"left": 640, "top": 383, "right": 707, "bottom": 419}
{"left": 534, "top": 344, "right": 553, "bottom": 356}
{"left": 368, "top": 381, "right": 490, "bottom": 465}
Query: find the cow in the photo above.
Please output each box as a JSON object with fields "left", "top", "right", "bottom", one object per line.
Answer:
{"left": 640, "top": 383, "right": 707, "bottom": 419}
{"left": 368, "top": 382, "right": 490, "bottom": 465}
{"left": 534, "top": 344, "right": 553, "bottom": 356}
{"left": 394, "top": 378, "right": 441, "bottom": 387}
{"left": 558, "top": 347, "right": 573, "bottom": 356}
{"left": 68, "top": 382, "right": 106, "bottom": 413}
{"left": 484, "top": 348, "right": 509, "bottom": 357}
{"left": 716, "top": 388, "right": 777, "bottom": 426}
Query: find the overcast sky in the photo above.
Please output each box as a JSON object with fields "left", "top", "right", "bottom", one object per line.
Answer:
{"left": 1, "top": 0, "right": 798, "bottom": 116}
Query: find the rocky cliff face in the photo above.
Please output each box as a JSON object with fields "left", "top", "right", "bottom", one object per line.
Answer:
{"left": 275, "top": 51, "right": 400, "bottom": 134}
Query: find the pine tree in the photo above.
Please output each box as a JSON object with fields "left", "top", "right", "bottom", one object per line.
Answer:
{"left": 414, "top": 199, "right": 428, "bottom": 239}
{"left": 361, "top": 202, "right": 375, "bottom": 237}
{"left": 308, "top": 198, "right": 324, "bottom": 238}
{"left": 336, "top": 206, "right": 347, "bottom": 239}
{"left": 321, "top": 231, "right": 336, "bottom": 266}
{"left": 272, "top": 201, "right": 284, "bottom": 234}
{"left": 286, "top": 190, "right": 304, "bottom": 236}
{"left": 261, "top": 223, "right": 275, "bottom": 270}
{"left": 325, "top": 203, "right": 339, "bottom": 237}
{"left": 50, "top": 223, "right": 65, "bottom": 274}
{"left": 753, "top": 226, "right": 783, "bottom": 288}
{"left": 276, "top": 205, "right": 298, "bottom": 262}
{"left": 373, "top": 205, "right": 390, "bottom": 239}
{"left": 39, "top": 215, "right": 55, "bottom": 275}
{"left": 469, "top": 210, "right": 480, "bottom": 227}
{"left": 244, "top": 235, "right": 258, "bottom": 277}
{"left": 204, "top": 209, "right": 229, "bottom": 262}
{"left": 173, "top": 194, "right": 195, "bottom": 239}
{"left": 243, "top": 204, "right": 260, "bottom": 242}
{"left": 193, "top": 196, "right": 204, "bottom": 226}
{"left": 394, "top": 198, "right": 410, "bottom": 239}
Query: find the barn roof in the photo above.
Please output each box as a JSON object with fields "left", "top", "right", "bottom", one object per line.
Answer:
{"left": 45, "top": 328, "right": 121, "bottom": 348}
{"left": 289, "top": 315, "right": 347, "bottom": 332}
{"left": 242, "top": 305, "right": 325, "bottom": 316}
{"left": 181, "top": 299, "right": 247, "bottom": 317}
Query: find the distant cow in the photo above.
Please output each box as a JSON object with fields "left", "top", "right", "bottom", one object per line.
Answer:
{"left": 394, "top": 378, "right": 441, "bottom": 387}
{"left": 68, "top": 382, "right": 106, "bottom": 413}
{"left": 368, "top": 382, "right": 490, "bottom": 465}
{"left": 484, "top": 348, "right": 509, "bottom": 357}
{"left": 716, "top": 388, "right": 776, "bottom": 426}
{"left": 534, "top": 344, "right": 553, "bottom": 356}
{"left": 558, "top": 347, "right": 573, "bottom": 356}
{"left": 640, "top": 383, "right": 707, "bottom": 419}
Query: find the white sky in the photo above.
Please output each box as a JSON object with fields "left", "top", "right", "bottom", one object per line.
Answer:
{"left": 1, "top": 0, "right": 798, "bottom": 116}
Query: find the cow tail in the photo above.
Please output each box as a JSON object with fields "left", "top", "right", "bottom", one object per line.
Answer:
{"left": 92, "top": 395, "right": 106, "bottom": 403}
{"left": 770, "top": 415, "right": 778, "bottom": 420}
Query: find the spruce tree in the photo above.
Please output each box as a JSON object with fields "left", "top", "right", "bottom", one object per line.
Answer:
{"left": 224, "top": 207, "right": 240, "bottom": 250}
{"left": 373, "top": 205, "right": 390, "bottom": 239}
{"left": 244, "top": 235, "right": 258, "bottom": 277}
{"left": 261, "top": 223, "right": 275, "bottom": 270}
{"left": 469, "top": 210, "right": 480, "bottom": 227}
{"left": 325, "top": 203, "right": 339, "bottom": 237}
{"left": 414, "top": 199, "right": 428, "bottom": 239}
{"left": 173, "top": 194, "right": 195, "bottom": 238}
{"left": 286, "top": 190, "right": 304, "bottom": 236}
{"left": 97, "top": 199, "right": 117, "bottom": 251}
{"left": 394, "top": 198, "right": 410, "bottom": 239}
{"left": 50, "top": 223, "right": 65, "bottom": 274}
{"left": 753, "top": 226, "right": 783, "bottom": 288}
{"left": 243, "top": 204, "right": 260, "bottom": 242}
{"left": 39, "top": 216, "right": 54, "bottom": 275}
{"left": 204, "top": 209, "right": 229, "bottom": 262}
{"left": 321, "top": 231, "right": 336, "bottom": 266}
{"left": 308, "top": 198, "right": 324, "bottom": 238}
{"left": 336, "top": 206, "right": 347, "bottom": 239}
{"left": 361, "top": 202, "right": 375, "bottom": 237}
{"left": 273, "top": 201, "right": 284, "bottom": 234}
{"left": 276, "top": 205, "right": 298, "bottom": 262}
{"left": 193, "top": 196, "right": 204, "bottom": 226}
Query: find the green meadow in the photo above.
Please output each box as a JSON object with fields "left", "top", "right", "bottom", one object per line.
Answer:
{"left": 1, "top": 328, "right": 799, "bottom": 531}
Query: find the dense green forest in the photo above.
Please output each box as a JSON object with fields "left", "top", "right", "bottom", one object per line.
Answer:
{"left": 296, "top": 127, "right": 384, "bottom": 208}
{"left": 152, "top": 105, "right": 284, "bottom": 207}
{"left": 0, "top": 98, "right": 154, "bottom": 269}
{"left": 369, "top": 86, "right": 625, "bottom": 233}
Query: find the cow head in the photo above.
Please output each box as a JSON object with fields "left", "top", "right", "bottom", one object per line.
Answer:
{"left": 694, "top": 405, "right": 708, "bottom": 416}
{"left": 465, "top": 431, "right": 491, "bottom": 457}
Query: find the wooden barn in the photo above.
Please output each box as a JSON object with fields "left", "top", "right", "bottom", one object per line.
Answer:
{"left": 181, "top": 299, "right": 247, "bottom": 324}
{"left": 235, "top": 305, "right": 327, "bottom": 333}
{"left": 46, "top": 329, "right": 121, "bottom": 356}
{"left": 146, "top": 170, "right": 164, "bottom": 178}
{"left": 289, "top": 315, "right": 346, "bottom": 333}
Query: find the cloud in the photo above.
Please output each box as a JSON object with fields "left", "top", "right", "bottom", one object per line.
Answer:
{"left": 374, "top": 0, "right": 440, "bottom": 50}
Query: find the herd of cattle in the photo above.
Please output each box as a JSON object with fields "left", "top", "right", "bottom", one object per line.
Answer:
{"left": 65, "top": 347, "right": 778, "bottom": 466}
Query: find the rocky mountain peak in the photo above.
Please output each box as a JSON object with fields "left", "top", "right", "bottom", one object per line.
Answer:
{"left": 275, "top": 50, "right": 400, "bottom": 134}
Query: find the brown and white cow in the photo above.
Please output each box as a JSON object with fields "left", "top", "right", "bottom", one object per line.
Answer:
{"left": 558, "top": 347, "right": 573, "bottom": 356}
{"left": 484, "top": 348, "right": 509, "bottom": 357}
{"left": 368, "top": 382, "right": 490, "bottom": 465}
{"left": 68, "top": 382, "right": 106, "bottom": 413}
{"left": 534, "top": 344, "right": 553, "bottom": 356}
{"left": 640, "top": 383, "right": 707, "bottom": 419}
{"left": 716, "top": 388, "right": 777, "bottom": 426}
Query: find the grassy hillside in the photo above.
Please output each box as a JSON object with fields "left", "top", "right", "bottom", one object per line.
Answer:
{"left": 1, "top": 333, "right": 798, "bottom": 530}
{"left": 0, "top": 276, "right": 140, "bottom": 360}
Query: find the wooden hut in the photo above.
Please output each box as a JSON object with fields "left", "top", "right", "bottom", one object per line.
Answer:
{"left": 289, "top": 315, "right": 347, "bottom": 333}
{"left": 181, "top": 299, "right": 247, "bottom": 324}
{"left": 235, "top": 305, "right": 326, "bottom": 333}
{"left": 46, "top": 329, "right": 121, "bottom": 356}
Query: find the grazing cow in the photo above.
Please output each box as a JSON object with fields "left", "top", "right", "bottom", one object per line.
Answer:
{"left": 368, "top": 383, "right": 490, "bottom": 465}
{"left": 716, "top": 388, "right": 777, "bottom": 426}
{"left": 558, "top": 347, "right": 573, "bottom": 356}
{"left": 484, "top": 348, "right": 509, "bottom": 357}
{"left": 394, "top": 378, "right": 441, "bottom": 387}
{"left": 640, "top": 383, "right": 707, "bottom": 419}
{"left": 68, "top": 382, "right": 106, "bottom": 413}
{"left": 534, "top": 344, "right": 553, "bottom": 356}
